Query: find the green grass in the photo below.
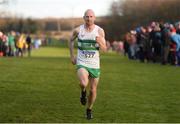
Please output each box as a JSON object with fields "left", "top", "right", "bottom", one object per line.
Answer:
{"left": 0, "top": 47, "right": 180, "bottom": 123}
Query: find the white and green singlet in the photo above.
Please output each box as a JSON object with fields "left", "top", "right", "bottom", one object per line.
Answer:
{"left": 76, "top": 24, "right": 102, "bottom": 78}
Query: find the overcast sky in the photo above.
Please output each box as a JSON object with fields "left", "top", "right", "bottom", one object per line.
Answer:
{"left": 7, "top": 0, "right": 115, "bottom": 18}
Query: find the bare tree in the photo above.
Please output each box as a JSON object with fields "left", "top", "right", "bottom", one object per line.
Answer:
{"left": 104, "top": 0, "right": 180, "bottom": 40}
{"left": 0, "top": 0, "right": 17, "bottom": 17}
{"left": 0, "top": 0, "right": 9, "bottom": 17}
{"left": 0, "top": 0, "right": 8, "bottom": 4}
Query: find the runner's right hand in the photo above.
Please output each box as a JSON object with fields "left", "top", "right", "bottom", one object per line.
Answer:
{"left": 71, "top": 56, "right": 76, "bottom": 65}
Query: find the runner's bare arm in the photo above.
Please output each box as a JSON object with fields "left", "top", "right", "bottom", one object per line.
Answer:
{"left": 69, "top": 27, "right": 79, "bottom": 65}
{"left": 96, "top": 28, "right": 107, "bottom": 52}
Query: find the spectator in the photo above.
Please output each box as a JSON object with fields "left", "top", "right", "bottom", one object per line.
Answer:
{"left": 0, "top": 31, "right": 3, "bottom": 56}
{"left": 8, "top": 31, "right": 15, "bottom": 56}
{"left": 169, "top": 29, "right": 180, "bottom": 66}
{"left": 16, "top": 34, "right": 26, "bottom": 57}
{"left": 160, "top": 23, "right": 170, "bottom": 65}
{"left": 26, "top": 34, "right": 32, "bottom": 57}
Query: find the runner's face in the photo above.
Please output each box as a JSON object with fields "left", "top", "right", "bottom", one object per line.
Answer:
{"left": 84, "top": 10, "right": 95, "bottom": 26}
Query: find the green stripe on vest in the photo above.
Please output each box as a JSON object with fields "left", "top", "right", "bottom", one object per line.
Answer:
{"left": 78, "top": 47, "right": 99, "bottom": 50}
{"left": 78, "top": 39, "right": 96, "bottom": 43}
{"left": 78, "top": 39, "right": 99, "bottom": 50}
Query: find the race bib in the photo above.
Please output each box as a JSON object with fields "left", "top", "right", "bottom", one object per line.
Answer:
{"left": 82, "top": 51, "right": 96, "bottom": 58}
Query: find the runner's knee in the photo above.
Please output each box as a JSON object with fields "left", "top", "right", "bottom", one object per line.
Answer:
{"left": 79, "top": 79, "right": 88, "bottom": 87}
{"left": 90, "top": 87, "right": 97, "bottom": 94}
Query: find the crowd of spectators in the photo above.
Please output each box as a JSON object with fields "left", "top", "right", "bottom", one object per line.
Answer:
{"left": 123, "top": 21, "right": 180, "bottom": 66}
{"left": 0, "top": 31, "right": 51, "bottom": 57}
{"left": 2, "top": 21, "right": 180, "bottom": 67}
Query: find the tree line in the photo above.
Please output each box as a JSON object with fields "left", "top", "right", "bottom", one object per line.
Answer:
{"left": 1, "top": 0, "right": 180, "bottom": 40}
{"left": 101, "top": 0, "right": 180, "bottom": 41}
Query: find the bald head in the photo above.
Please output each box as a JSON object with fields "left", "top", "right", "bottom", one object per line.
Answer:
{"left": 83, "top": 9, "right": 96, "bottom": 26}
{"left": 84, "top": 9, "right": 95, "bottom": 17}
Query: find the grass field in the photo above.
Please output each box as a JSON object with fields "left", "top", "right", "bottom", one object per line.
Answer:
{"left": 0, "top": 47, "right": 180, "bottom": 123}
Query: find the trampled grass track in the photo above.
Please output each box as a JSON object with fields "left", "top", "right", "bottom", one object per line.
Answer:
{"left": 0, "top": 47, "right": 180, "bottom": 122}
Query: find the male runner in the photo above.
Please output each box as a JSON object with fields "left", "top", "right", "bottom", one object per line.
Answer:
{"left": 69, "top": 9, "right": 107, "bottom": 120}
